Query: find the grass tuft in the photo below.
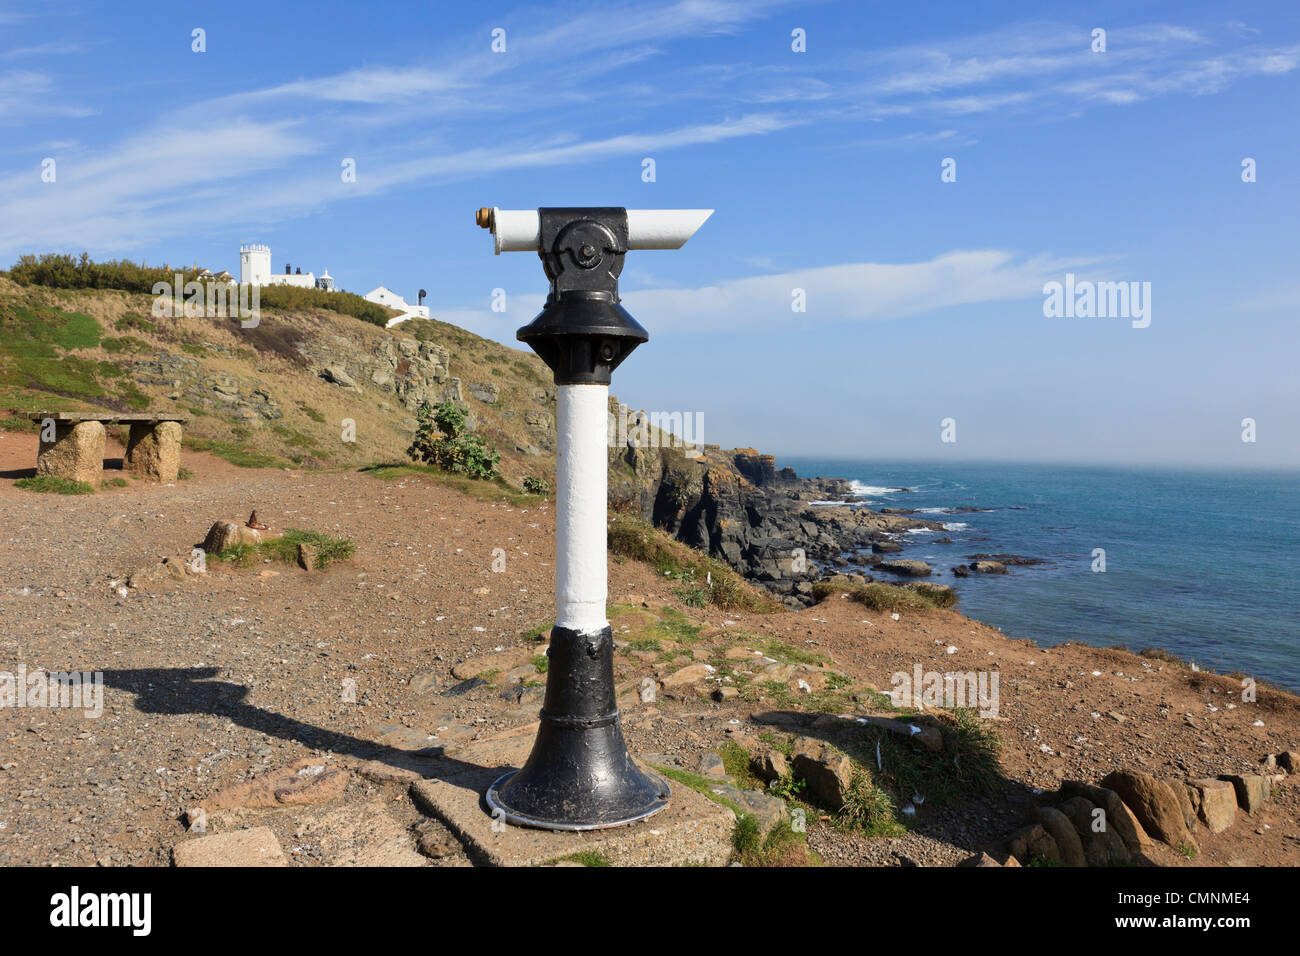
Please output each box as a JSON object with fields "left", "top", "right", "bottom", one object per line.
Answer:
{"left": 608, "top": 514, "right": 780, "bottom": 612}
{"left": 14, "top": 475, "right": 94, "bottom": 495}
{"left": 218, "top": 528, "right": 356, "bottom": 570}
{"left": 812, "top": 579, "right": 957, "bottom": 612}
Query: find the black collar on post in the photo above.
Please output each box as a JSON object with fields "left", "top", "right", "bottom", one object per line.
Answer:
{"left": 516, "top": 207, "right": 649, "bottom": 386}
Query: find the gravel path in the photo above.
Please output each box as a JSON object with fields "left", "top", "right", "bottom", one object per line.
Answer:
{"left": 2, "top": 430, "right": 1297, "bottom": 867}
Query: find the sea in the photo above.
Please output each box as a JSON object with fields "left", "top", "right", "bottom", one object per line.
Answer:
{"left": 780, "top": 458, "right": 1300, "bottom": 692}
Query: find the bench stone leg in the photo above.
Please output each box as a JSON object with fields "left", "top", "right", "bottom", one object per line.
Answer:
{"left": 124, "top": 421, "right": 182, "bottom": 482}
{"left": 36, "top": 420, "right": 106, "bottom": 485}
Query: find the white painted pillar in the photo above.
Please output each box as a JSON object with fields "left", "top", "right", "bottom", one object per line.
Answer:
{"left": 554, "top": 383, "right": 609, "bottom": 634}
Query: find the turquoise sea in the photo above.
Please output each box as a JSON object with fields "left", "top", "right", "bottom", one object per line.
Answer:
{"left": 780, "top": 459, "right": 1300, "bottom": 692}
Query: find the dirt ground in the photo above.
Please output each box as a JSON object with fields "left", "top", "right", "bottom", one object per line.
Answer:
{"left": 1, "top": 429, "right": 1296, "bottom": 867}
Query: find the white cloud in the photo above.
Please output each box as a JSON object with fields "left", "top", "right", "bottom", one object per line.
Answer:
{"left": 434, "top": 249, "right": 1098, "bottom": 343}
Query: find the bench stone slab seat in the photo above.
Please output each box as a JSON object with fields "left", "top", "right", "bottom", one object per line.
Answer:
{"left": 28, "top": 411, "right": 191, "bottom": 483}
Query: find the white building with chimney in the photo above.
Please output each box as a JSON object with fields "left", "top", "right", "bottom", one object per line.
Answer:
{"left": 365, "top": 285, "right": 430, "bottom": 327}
{"left": 240, "top": 244, "right": 334, "bottom": 290}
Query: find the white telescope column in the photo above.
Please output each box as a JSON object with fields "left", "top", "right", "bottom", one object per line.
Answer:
{"left": 554, "top": 383, "right": 609, "bottom": 634}
{"left": 480, "top": 205, "right": 708, "bottom": 830}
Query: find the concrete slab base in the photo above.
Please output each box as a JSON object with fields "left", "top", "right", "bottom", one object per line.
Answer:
{"left": 409, "top": 734, "right": 735, "bottom": 867}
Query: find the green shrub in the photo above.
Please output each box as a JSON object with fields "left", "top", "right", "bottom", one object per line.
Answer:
{"left": 101, "top": 335, "right": 146, "bottom": 354}
{"left": 836, "top": 771, "right": 903, "bottom": 836}
{"left": 522, "top": 475, "right": 551, "bottom": 496}
{"left": 114, "top": 312, "right": 156, "bottom": 334}
{"left": 8, "top": 252, "right": 203, "bottom": 293}
{"left": 7, "top": 253, "right": 396, "bottom": 326}
{"left": 406, "top": 400, "right": 500, "bottom": 480}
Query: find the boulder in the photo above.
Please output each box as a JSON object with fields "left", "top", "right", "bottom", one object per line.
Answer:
{"left": 1030, "top": 806, "right": 1087, "bottom": 866}
{"left": 468, "top": 382, "right": 500, "bottom": 404}
{"left": 127, "top": 555, "right": 199, "bottom": 590}
{"left": 1277, "top": 751, "right": 1299, "bottom": 774}
{"left": 876, "top": 559, "right": 932, "bottom": 577}
{"left": 1163, "top": 777, "right": 1199, "bottom": 832}
{"left": 968, "top": 560, "right": 1008, "bottom": 574}
{"left": 1061, "top": 780, "right": 1151, "bottom": 853}
{"left": 36, "top": 419, "right": 105, "bottom": 485}
{"left": 750, "top": 750, "right": 789, "bottom": 783}
{"left": 1101, "top": 770, "right": 1197, "bottom": 850}
{"left": 958, "top": 852, "right": 1003, "bottom": 867}
{"left": 1219, "top": 774, "right": 1271, "bottom": 814}
{"left": 790, "top": 738, "right": 854, "bottom": 810}
{"left": 1058, "top": 795, "right": 1130, "bottom": 866}
{"left": 711, "top": 783, "right": 788, "bottom": 835}
{"left": 321, "top": 366, "right": 361, "bottom": 391}
{"left": 871, "top": 541, "right": 903, "bottom": 554}
{"left": 124, "top": 420, "right": 183, "bottom": 482}
{"left": 451, "top": 646, "right": 535, "bottom": 680}
{"left": 698, "top": 752, "right": 727, "bottom": 777}
{"left": 1188, "top": 778, "right": 1237, "bottom": 833}
{"left": 201, "top": 520, "right": 281, "bottom": 554}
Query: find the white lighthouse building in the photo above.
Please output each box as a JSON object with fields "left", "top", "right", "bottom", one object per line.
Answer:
{"left": 240, "top": 244, "right": 271, "bottom": 286}
{"left": 239, "top": 243, "right": 332, "bottom": 290}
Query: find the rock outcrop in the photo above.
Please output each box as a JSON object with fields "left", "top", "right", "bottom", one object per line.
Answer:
{"left": 607, "top": 410, "right": 944, "bottom": 607}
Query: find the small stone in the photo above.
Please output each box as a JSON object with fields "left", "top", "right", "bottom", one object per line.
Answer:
{"left": 416, "top": 828, "right": 457, "bottom": 859}
{"left": 697, "top": 752, "right": 727, "bottom": 777}
{"left": 660, "top": 662, "right": 714, "bottom": 689}
{"left": 751, "top": 750, "right": 788, "bottom": 783}
{"left": 1007, "top": 823, "right": 1060, "bottom": 866}
{"left": 958, "top": 851, "right": 1002, "bottom": 867}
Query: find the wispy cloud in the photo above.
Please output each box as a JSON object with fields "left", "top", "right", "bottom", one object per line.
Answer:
{"left": 438, "top": 249, "right": 1097, "bottom": 343}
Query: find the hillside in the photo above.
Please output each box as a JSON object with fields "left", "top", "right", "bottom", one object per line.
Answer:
{"left": 1, "top": 273, "right": 926, "bottom": 611}
{"left": 0, "top": 275, "right": 559, "bottom": 486}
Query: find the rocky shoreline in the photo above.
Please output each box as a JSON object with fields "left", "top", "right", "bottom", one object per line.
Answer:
{"left": 607, "top": 433, "right": 1002, "bottom": 608}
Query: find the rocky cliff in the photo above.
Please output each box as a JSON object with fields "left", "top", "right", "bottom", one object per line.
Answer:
{"left": 607, "top": 407, "right": 942, "bottom": 607}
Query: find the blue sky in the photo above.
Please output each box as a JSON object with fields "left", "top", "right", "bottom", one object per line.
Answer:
{"left": 3, "top": 1, "right": 1299, "bottom": 466}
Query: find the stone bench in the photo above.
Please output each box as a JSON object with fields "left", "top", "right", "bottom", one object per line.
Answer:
{"left": 28, "top": 411, "right": 190, "bottom": 483}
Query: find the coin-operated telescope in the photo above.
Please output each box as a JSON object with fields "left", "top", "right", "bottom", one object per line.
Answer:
{"left": 475, "top": 206, "right": 711, "bottom": 829}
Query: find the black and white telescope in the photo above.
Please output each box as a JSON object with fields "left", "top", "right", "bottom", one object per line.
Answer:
{"left": 476, "top": 206, "right": 711, "bottom": 829}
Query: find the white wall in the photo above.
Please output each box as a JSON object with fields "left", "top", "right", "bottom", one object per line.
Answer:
{"left": 266, "top": 273, "right": 316, "bottom": 289}
{"left": 240, "top": 248, "right": 270, "bottom": 287}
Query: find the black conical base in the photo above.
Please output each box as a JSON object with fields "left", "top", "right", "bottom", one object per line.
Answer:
{"left": 484, "top": 625, "right": 670, "bottom": 831}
